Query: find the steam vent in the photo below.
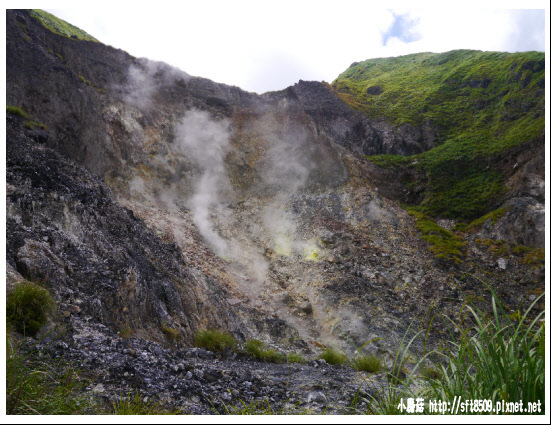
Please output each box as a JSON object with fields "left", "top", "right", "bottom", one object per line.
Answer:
{"left": 5, "top": 9, "right": 545, "bottom": 415}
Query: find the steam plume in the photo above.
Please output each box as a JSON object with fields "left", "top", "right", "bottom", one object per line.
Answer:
{"left": 174, "top": 109, "right": 233, "bottom": 256}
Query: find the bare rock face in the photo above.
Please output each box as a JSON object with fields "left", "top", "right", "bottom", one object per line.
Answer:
{"left": 6, "top": 115, "right": 241, "bottom": 343}
{"left": 474, "top": 197, "right": 545, "bottom": 248}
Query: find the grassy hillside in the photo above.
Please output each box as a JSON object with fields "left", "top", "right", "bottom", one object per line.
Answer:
{"left": 29, "top": 9, "right": 98, "bottom": 42}
{"left": 332, "top": 50, "right": 545, "bottom": 221}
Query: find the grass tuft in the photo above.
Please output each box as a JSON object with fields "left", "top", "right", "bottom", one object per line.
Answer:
{"left": 352, "top": 354, "right": 384, "bottom": 373}
{"left": 317, "top": 347, "right": 348, "bottom": 365}
{"left": 243, "top": 339, "right": 286, "bottom": 363}
{"left": 287, "top": 351, "right": 307, "bottom": 364}
{"left": 161, "top": 323, "right": 180, "bottom": 343}
{"left": 194, "top": 329, "right": 236, "bottom": 353}
{"left": 7, "top": 281, "right": 56, "bottom": 336}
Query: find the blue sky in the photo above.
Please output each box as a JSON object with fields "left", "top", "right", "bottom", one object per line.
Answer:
{"left": 25, "top": 1, "right": 548, "bottom": 93}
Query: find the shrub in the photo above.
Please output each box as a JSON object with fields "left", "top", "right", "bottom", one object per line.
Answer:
{"left": 194, "top": 329, "right": 236, "bottom": 353}
{"left": 318, "top": 347, "right": 347, "bottom": 365}
{"left": 7, "top": 281, "right": 55, "bottom": 336}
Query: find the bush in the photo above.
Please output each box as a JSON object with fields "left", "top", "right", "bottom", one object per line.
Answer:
{"left": 7, "top": 281, "right": 55, "bottom": 336}
{"left": 194, "top": 329, "right": 236, "bottom": 353}
{"left": 318, "top": 348, "right": 347, "bottom": 365}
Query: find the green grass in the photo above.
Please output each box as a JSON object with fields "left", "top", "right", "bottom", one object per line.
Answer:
{"left": 161, "top": 323, "right": 180, "bottom": 343}
{"left": 111, "top": 389, "right": 183, "bottom": 415}
{"left": 23, "top": 120, "right": 48, "bottom": 130}
{"left": 6, "top": 338, "right": 92, "bottom": 415}
{"left": 194, "top": 329, "right": 236, "bottom": 353}
{"left": 317, "top": 347, "right": 348, "bottom": 365}
{"left": 364, "top": 280, "right": 545, "bottom": 415}
{"left": 334, "top": 50, "right": 544, "bottom": 222}
{"left": 333, "top": 50, "right": 543, "bottom": 146}
{"left": 408, "top": 209, "right": 465, "bottom": 263}
{"left": 29, "top": 9, "right": 98, "bottom": 42}
{"left": 7, "top": 281, "right": 56, "bottom": 336}
{"left": 352, "top": 354, "right": 384, "bottom": 373}
{"left": 287, "top": 351, "right": 307, "bottom": 364}
{"left": 243, "top": 339, "right": 286, "bottom": 363}
{"left": 424, "top": 293, "right": 545, "bottom": 413}
{"left": 6, "top": 105, "right": 30, "bottom": 119}
{"left": 217, "top": 398, "right": 307, "bottom": 415}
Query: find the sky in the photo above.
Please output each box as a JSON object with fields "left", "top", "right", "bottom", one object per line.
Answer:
{"left": 13, "top": 1, "right": 551, "bottom": 94}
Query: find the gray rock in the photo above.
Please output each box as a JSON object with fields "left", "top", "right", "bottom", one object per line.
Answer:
{"left": 92, "top": 383, "right": 105, "bottom": 393}
{"left": 307, "top": 391, "right": 327, "bottom": 404}
{"left": 497, "top": 258, "right": 508, "bottom": 270}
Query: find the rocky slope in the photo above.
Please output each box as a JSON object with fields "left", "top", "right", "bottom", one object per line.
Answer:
{"left": 5, "top": 9, "right": 545, "bottom": 413}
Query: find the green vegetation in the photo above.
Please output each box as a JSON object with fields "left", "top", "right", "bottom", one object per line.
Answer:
{"left": 408, "top": 210, "right": 465, "bottom": 263}
{"left": 6, "top": 105, "right": 30, "bottom": 119}
{"left": 18, "top": 20, "right": 28, "bottom": 33}
{"left": 7, "top": 105, "right": 48, "bottom": 130}
{"left": 111, "top": 390, "right": 183, "bottom": 415}
{"left": 194, "top": 329, "right": 236, "bottom": 353}
{"left": 161, "top": 323, "right": 180, "bottom": 343}
{"left": 365, "top": 282, "right": 545, "bottom": 414}
{"left": 23, "top": 120, "right": 48, "bottom": 130}
{"left": 475, "top": 238, "right": 545, "bottom": 265}
{"left": 29, "top": 9, "right": 98, "bottom": 42}
{"left": 334, "top": 50, "right": 544, "bottom": 221}
{"left": 422, "top": 292, "right": 545, "bottom": 414}
{"left": 317, "top": 347, "right": 348, "bottom": 365}
{"left": 78, "top": 74, "right": 91, "bottom": 85}
{"left": 217, "top": 398, "right": 304, "bottom": 415}
{"left": 287, "top": 351, "right": 307, "bottom": 364}
{"left": 243, "top": 339, "right": 286, "bottom": 363}
{"left": 7, "top": 339, "right": 91, "bottom": 414}
{"left": 352, "top": 354, "right": 383, "bottom": 373}
{"left": 466, "top": 206, "right": 509, "bottom": 230}
{"left": 7, "top": 281, "right": 56, "bottom": 336}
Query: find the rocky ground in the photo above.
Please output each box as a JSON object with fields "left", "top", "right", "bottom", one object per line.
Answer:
{"left": 18, "top": 315, "right": 387, "bottom": 415}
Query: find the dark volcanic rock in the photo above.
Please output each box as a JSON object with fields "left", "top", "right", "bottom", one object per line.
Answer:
{"left": 6, "top": 115, "right": 240, "bottom": 343}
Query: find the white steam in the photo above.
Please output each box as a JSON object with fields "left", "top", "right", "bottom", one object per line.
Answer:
{"left": 125, "top": 58, "right": 190, "bottom": 109}
{"left": 174, "top": 109, "right": 233, "bottom": 256}
{"left": 258, "top": 124, "right": 318, "bottom": 258}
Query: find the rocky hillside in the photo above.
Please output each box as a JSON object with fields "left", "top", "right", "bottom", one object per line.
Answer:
{"left": 332, "top": 51, "right": 545, "bottom": 229}
{"left": 5, "top": 9, "right": 545, "bottom": 413}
